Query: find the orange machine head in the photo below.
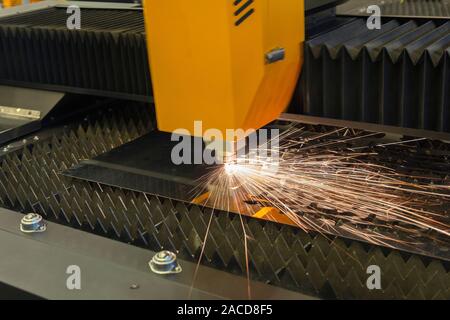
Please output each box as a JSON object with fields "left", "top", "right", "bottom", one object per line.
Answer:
{"left": 143, "top": 0, "right": 305, "bottom": 142}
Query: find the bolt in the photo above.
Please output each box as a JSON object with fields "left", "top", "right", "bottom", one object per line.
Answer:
{"left": 158, "top": 251, "right": 169, "bottom": 259}
{"left": 20, "top": 213, "right": 47, "bottom": 233}
{"left": 149, "top": 250, "right": 182, "bottom": 275}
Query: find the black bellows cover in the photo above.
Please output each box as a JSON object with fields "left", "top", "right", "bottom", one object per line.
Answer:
{"left": 0, "top": 7, "right": 151, "bottom": 101}
{"left": 303, "top": 18, "right": 450, "bottom": 132}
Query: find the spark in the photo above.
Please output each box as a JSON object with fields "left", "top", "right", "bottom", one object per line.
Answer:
{"left": 193, "top": 125, "right": 450, "bottom": 250}
{"left": 189, "top": 125, "right": 450, "bottom": 299}
{"left": 224, "top": 162, "right": 240, "bottom": 176}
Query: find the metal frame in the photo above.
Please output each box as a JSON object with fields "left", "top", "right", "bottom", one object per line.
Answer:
{"left": 0, "top": 1, "right": 141, "bottom": 19}
{"left": 0, "top": 208, "right": 313, "bottom": 300}
{"left": 336, "top": 0, "right": 450, "bottom": 20}
{"left": 0, "top": 85, "right": 65, "bottom": 145}
{"left": 280, "top": 113, "right": 450, "bottom": 142}
{"left": 0, "top": 0, "right": 59, "bottom": 18}
{"left": 306, "top": 0, "right": 348, "bottom": 14}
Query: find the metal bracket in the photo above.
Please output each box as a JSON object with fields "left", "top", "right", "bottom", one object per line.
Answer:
{"left": 0, "top": 106, "right": 41, "bottom": 121}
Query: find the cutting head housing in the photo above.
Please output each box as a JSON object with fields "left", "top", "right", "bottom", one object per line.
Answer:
{"left": 144, "top": 0, "right": 305, "bottom": 141}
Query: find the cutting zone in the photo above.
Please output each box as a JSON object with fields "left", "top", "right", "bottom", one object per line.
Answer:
{"left": 0, "top": 0, "right": 449, "bottom": 301}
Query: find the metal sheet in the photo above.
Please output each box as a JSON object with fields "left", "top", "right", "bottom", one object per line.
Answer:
{"left": 64, "top": 131, "right": 215, "bottom": 204}
{"left": 62, "top": 120, "right": 450, "bottom": 262}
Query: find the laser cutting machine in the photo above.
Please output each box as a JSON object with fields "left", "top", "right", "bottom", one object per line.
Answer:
{"left": 0, "top": 0, "right": 449, "bottom": 299}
